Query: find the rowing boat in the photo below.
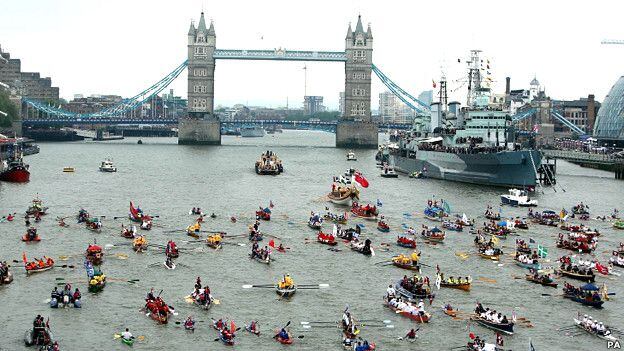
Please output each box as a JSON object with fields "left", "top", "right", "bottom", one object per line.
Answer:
{"left": 557, "top": 269, "right": 595, "bottom": 282}
{"left": 249, "top": 254, "right": 271, "bottom": 264}
{"left": 515, "top": 260, "right": 541, "bottom": 270}
{"left": 275, "top": 285, "right": 296, "bottom": 298}
{"left": 469, "top": 315, "right": 514, "bottom": 335}
{"left": 439, "top": 280, "right": 471, "bottom": 292}
{"left": 385, "top": 302, "right": 430, "bottom": 322}
{"left": 525, "top": 275, "right": 557, "bottom": 288}
{"left": 573, "top": 318, "right": 618, "bottom": 342}
{"left": 317, "top": 232, "right": 338, "bottom": 246}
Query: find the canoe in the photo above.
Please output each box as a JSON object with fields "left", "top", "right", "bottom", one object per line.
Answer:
{"left": 317, "top": 233, "right": 338, "bottom": 246}
{"left": 219, "top": 330, "right": 235, "bottom": 346}
{"left": 276, "top": 285, "right": 297, "bottom": 298}
{"left": 276, "top": 336, "right": 294, "bottom": 345}
{"left": 440, "top": 281, "right": 471, "bottom": 291}
{"left": 121, "top": 337, "right": 134, "bottom": 346}
{"left": 557, "top": 269, "right": 595, "bottom": 282}
{"left": 397, "top": 241, "right": 416, "bottom": 249}
{"left": 573, "top": 318, "right": 618, "bottom": 342}
{"left": 245, "top": 325, "right": 260, "bottom": 336}
{"left": 470, "top": 315, "right": 514, "bottom": 335}
{"left": 478, "top": 253, "right": 501, "bottom": 260}
{"left": 443, "top": 308, "right": 458, "bottom": 317}
{"left": 525, "top": 275, "right": 557, "bottom": 288}
{"left": 21, "top": 235, "right": 41, "bottom": 242}
{"left": 385, "top": 302, "right": 430, "bottom": 323}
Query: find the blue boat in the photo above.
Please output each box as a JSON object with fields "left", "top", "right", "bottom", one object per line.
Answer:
{"left": 515, "top": 260, "right": 541, "bottom": 270}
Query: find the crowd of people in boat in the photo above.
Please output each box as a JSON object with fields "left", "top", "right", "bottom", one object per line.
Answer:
{"left": 191, "top": 277, "right": 213, "bottom": 307}
{"left": 399, "top": 275, "right": 432, "bottom": 298}
{"left": 415, "top": 139, "right": 510, "bottom": 155}
{"left": 559, "top": 260, "right": 595, "bottom": 277}
{"left": 145, "top": 289, "right": 173, "bottom": 319}
{"left": 250, "top": 241, "right": 272, "bottom": 261}
{"left": 557, "top": 234, "right": 597, "bottom": 252}
{"left": 351, "top": 202, "right": 378, "bottom": 217}
{"left": 387, "top": 296, "right": 427, "bottom": 316}
{"left": 50, "top": 284, "right": 81, "bottom": 308}
{"left": 527, "top": 268, "right": 554, "bottom": 284}
{"left": 31, "top": 315, "right": 57, "bottom": 348}
{"left": 483, "top": 206, "right": 500, "bottom": 220}
{"left": 474, "top": 303, "right": 510, "bottom": 325}
{"left": 475, "top": 236, "right": 503, "bottom": 257}
{"left": 437, "top": 273, "right": 471, "bottom": 286}
{"left": 26, "top": 256, "right": 54, "bottom": 270}
{"left": 515, "top": 252, "right": 539, "bottom": 265}
{"left": 563, "top": 282, "right": 602, "bottom": 302}
{"left": 213, "top": 318, "right": 236, "bottom": 343}
{"left": 256, "top": 150, "right": 283, "bottom": 174}
{"left": 578, "top": 314, "right": 612, "bottom": 337}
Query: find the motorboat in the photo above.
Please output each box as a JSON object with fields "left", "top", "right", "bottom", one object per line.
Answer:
{"left": 99, "top": 158, "right": 117, "bottom": 172}
{"left": 346, "top": 151, "right": 357, "bottom": 161}
{"left": 500, "top": 189, "right": 537, "bottom": 207}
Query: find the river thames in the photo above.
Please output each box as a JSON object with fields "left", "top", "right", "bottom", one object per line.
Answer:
{"left": 1, "top": 130, "right": 622, "bottom": 350}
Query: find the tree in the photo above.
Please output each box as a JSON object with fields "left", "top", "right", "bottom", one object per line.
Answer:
{"left": 0, "top": 90, "right": 19, "bottom": 128}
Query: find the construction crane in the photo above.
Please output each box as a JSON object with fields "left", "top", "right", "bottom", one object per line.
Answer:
{"left": 601, "top": 39, "right": 624, "bottom": 45}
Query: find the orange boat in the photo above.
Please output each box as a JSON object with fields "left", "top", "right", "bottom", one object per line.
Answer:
{"left": 23, "top": 254, "right": 54, "bottom": 275}
{"left": 21, "top": 227, "right": 40, "bottom": 242}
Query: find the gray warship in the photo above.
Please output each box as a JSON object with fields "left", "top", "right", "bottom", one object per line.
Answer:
{"left": 391, "top": 50, "right": 547, "bottom": 189}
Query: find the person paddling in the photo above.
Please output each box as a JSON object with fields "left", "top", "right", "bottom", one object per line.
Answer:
{"left": 121, "top": 328, "right": 134, "bottom": 341}
{"left": 405, "top": 328, "right": 417, "bottom": 340}
{"left": 275, "top": 327, "right": 290, "bottom": 341}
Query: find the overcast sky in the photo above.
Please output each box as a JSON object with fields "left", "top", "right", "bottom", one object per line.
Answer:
{"left": 1, "top": 0, "right": 623, "bottom": 110}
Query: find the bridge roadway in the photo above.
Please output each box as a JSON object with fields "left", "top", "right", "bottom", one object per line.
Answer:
{"left": 21, "top": 118, "right": 413, "bottom": 130}
{"left": 542, "top": 149, "right": 624, "bottom": 179}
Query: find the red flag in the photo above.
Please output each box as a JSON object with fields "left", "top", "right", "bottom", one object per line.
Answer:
{"left": 432, "top": 79, "right": 437, "bottom": 88}
{"left": 268, "top": 239, "right": 275, "bottom": 248}
{"left": 230, "top": 321, "right": 236, "bottom": 332}
{"left": 469, "top": 332, "right": 475, "bottom": 340}
{"left": 354, "top": 173, "right": 369, "bottom": 188}
{"left": 22, "top": 252, "right": 27, "bottom": 264}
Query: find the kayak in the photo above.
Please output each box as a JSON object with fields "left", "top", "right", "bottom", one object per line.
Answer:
{"left": 164, "top": 261, "right": 176, "bottom": 270}
{"left": 276, "top": 336, "right": 293, "bottom": 345}
{"left": 219, "top": 331, "right": 235, "bottom": 346}
{"left": 21, "top": 235, "right": 41, "bottom": 242}
{"left": 121, "top": 337, "right": 134, "bottom": 346}
{"left": 245, "top": 325, "right": 260, "bottom": 336}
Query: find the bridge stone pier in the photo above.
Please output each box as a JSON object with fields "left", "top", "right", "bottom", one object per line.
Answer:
{"left": 179, "top": 12, "right": 221, "bottom": 145}
{"left": 179, "top": 13, "right": 378, "bottom": 148}
{"left": 336, "top": 16, "right": 377, "bottom": 148}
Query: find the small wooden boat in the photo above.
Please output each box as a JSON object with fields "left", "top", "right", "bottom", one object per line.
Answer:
{"left": 525, "top": 274, "right": 557, "bottom": 288}
{"left": 443, "top": 307, "right": 458, "bottom": 317}
{"left": 351, "top": 204, "right": 378, "bottom": 220}
{"left": 557, "top": 269, "right": 595, "bottom": 282}
{"left": 478, "top": 252, "right": 501, "bottom": 260}
{"left": 276, "top": 285, "right": 297, "bottom": 298}
{"left": 62, "top": 167, "right": 75, "bottom": 173}
{"left": 563, "top": 293, "right": 604, "bottom": 308}
{"left": 439, "top": 279, "right": 472, "bottom": 291}
{"left": 327, "top": 186, "right": 359, "bottom": 206}
{"left": 573, "top": 318, "right": 618, "bottom": 342}
{"left": 470, "top": 315, "right": 514, "bottom": 335}
{"left": 26, "top": 262, "right": 54, "bottom": 275}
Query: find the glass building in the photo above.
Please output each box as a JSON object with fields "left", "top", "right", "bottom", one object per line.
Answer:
{"left": 594, "top": 76, "right": 624, "bottom": 143}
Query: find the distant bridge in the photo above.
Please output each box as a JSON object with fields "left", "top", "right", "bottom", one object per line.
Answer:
{"left": 542, "top": 149, "right": 624, "bottom": 179}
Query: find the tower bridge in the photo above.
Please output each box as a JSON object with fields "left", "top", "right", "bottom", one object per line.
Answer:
{"left": 180, "top": 12, "right": 377, "bottom": 147}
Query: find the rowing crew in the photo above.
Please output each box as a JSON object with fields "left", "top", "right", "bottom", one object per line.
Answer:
{"left": 438, "top": 274, "right": 471, "bottom": 285}
{"left": 579, "top": 314, "right": 612, "bottom": 336}
{"left": 388, "top": 297, "right": 427, "bottom": 316}
{"left": 474, "top": 303, "right": 509, "bottom": 324}
{"left": 515, "top": 253, "right": 538, "bottom": 264}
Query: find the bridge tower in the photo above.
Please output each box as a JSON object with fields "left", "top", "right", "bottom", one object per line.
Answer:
{"left": 178, "top": 12, "right": 221, "bottom": 145}
{"left": 336, "top": 15, "right": 378, "bottom": 148}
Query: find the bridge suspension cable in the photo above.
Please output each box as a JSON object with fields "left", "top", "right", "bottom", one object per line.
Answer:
{"left": 23, "top": 60, "right": 189, "bottom": 119}
{"left": 550, "top": 110, "right": 586, "bottom": 136}
{"left": 371, "top": 64, "right": 431, "bottom": 114}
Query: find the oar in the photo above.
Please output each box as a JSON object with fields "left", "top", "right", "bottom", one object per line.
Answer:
{"left": 300, "top": 321, "right": 337, "bottom": 325}
{"left": 297, "top": 284, "right": 330, "bottom": 288}
{"left": 242, "top": 284, "right": 275, "bottom": 289}
{"left": 357, "top": 319, "right": 392, "bottom": 324}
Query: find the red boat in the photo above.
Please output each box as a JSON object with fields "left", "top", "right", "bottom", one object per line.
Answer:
{"left": 377, "top": 221, "right": 390, "bottom": 232}
{"left": 129, "top": 201, "right": 152, "bottom": 229}
{"left": 145, "top": 299, "right": 170, "bottom": 324}
{"left": 351, "top": 202, "right": 378, "bottom": 220}
{"left": 0, "top": 157, "right": 30, "bottom": 183}
{"left": 86, "top": 244, "right": 104, "bottom": 265}
{"left": 397, "top": 236, "right": 417, "bottom": 248}
{"left": 256, "top": 210, "right": 271, "bottom": 221}
{"left": 317, "top": 231, "right": 337, "bottom": 246}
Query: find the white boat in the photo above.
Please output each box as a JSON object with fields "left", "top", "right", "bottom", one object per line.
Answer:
{"left": 346, "top": 151, "right": 357, "bottom": 161}
{"left": 99, "top": 159, "right": 117, "bottom": 172}
{"left": 240, "top": 125, "right": 266, "bottom": 137}
{"left": 380, "top": 166, "right": 398, "bottom": 178}
{"left": 574, "top": 318, "right": 618, "bottom": 342}
{"left": 500, "top": 188, "right": 537, "bottom": 207}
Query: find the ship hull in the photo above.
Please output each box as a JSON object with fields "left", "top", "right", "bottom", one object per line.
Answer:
{"left": 392, "top": 150, "right": 541, "bottom": 188}
{"left": 0, "top": 168, "right": 30, "bottom": 183}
